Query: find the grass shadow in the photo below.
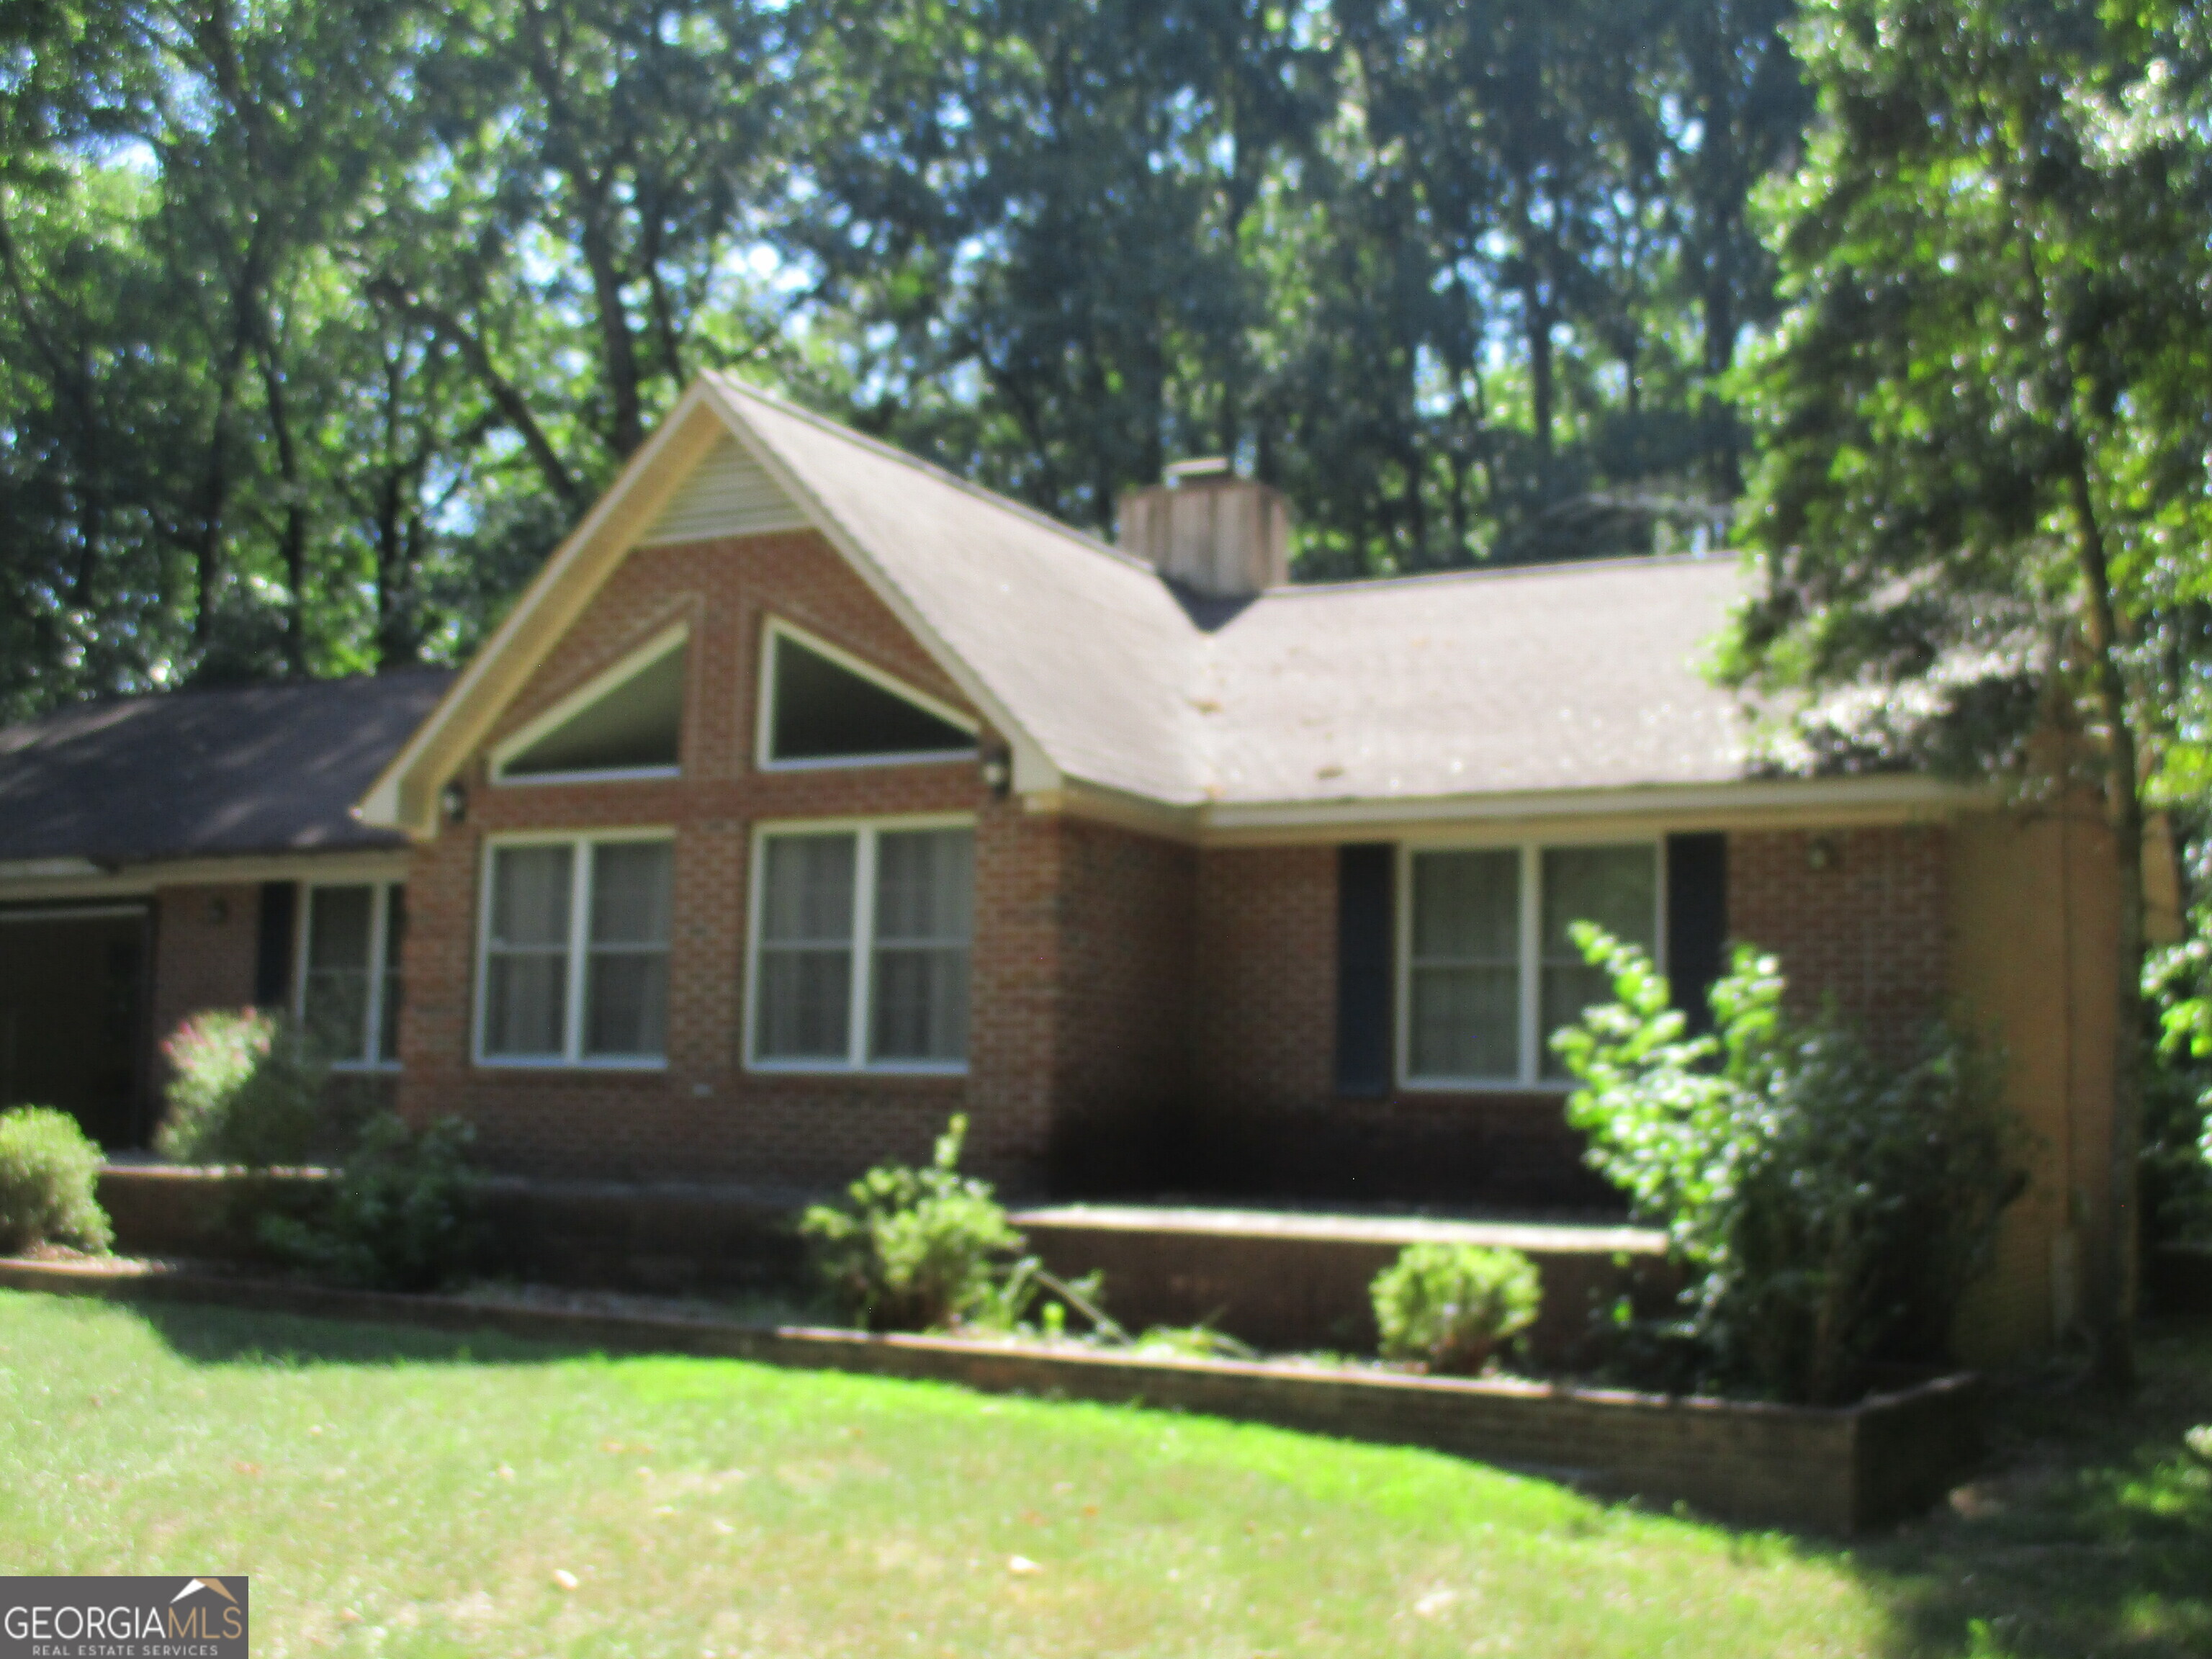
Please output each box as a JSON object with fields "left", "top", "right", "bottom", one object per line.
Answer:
{"left": 1842, "top": 1317, "right": 2212, "bottom": 1658}
{"left": 123, "top": 1297, "right": 607, "bottom": 1370}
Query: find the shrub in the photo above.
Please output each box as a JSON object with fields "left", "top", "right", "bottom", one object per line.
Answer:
{"left": 156, "top": 1010, "right": 328, "bottom": 1169}
{"left": 801, "top": 1116, "right": 1025, "bottom": 1332}
{"left": 1371, "top": 1244, "right": 1540, "bottom": 1374}
{"left": 1552, "top": 926, "right": 2023, "bottom": 1404}
{"left": 258, "top": 1113, "right": 479, "bottom": 1291}
{"left": 0, "top": 1107, "right": 114, "bottom": 1254}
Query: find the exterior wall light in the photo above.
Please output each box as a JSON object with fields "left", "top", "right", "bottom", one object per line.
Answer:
{"left": 979, "top": 747, "right": 1012, "bottom": 798}
{"left": 1805, "top": 833, "right": 1840, "bottom": 873}
{"left": 441, "top": 781, "right": 468, "bottom": 825}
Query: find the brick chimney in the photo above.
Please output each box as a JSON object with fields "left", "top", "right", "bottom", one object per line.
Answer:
{"left": 1116, "top": 458, "right": 1292, "bottom": 598}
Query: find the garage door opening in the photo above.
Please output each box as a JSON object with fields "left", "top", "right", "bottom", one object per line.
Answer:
{"left": 0, "top": 907, "right": 151, "bottom": 1150}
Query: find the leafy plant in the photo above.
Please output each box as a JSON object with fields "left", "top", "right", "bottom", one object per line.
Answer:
{"left": 258, "top": 1114, "right": 479, "bottom": 1292}
{"left": 2144, "top": 939, "right": 2212, "bottom": 1244}
{"left": 1370, "top": 1244, "right": 1541, "bottom": 1375}
{"left": 156, "top": 1010, "right": 328, "bottom": 1169}
{"left": 801, "top": 1116, "right": 1026, "bottom": 1334}
{"left": 1553, "top": 925, "right": 2023, "bottom": 1403}
{"left": 0, "top": 1107, "right": 114, "bottom": 1254}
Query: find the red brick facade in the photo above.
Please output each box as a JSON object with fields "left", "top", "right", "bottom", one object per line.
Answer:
{"left": 1727, "top": 824, "right": 1949, "bottom": 1056}
{"left": 392, "top": 530, "right": 1202, "bottom": 1196}
{"left": 384, "top": 523, "right": 1967, "bottom": 1205}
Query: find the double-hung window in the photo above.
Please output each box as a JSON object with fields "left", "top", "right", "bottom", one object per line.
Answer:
{"left": 477, "top": 833, "right": 674, "bottom": 1066}
{"left": 747, "top": 819, "right": 974, "bottom": 1072}
{"left": 1403, "top": 841, "right": 1658, "bottom": 1087}
{"left": 300, "top": 882, "right": 405, "bottom": 1068}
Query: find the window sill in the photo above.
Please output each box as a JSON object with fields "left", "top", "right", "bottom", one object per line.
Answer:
{"left": 473, "top": 1057, "right": 671, "bottom": 1073}
{"left": 328, "top": 1061, "right": 402, "bottom": 1076}
{"left": 490, "top": 766, "right": 682, "bottom": 787}
{"left": 745, "top": 1060, "right": 968, "bottom": 1079}
{"left": 755, "top": 752, "right": 977, "bottom": 774}
{"left": 1396, "top": 1076, "right": 1578, "bottom": 1095}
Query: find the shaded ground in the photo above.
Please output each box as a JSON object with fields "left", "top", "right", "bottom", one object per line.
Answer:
{"left": 1854, "top": 1318, "right": 2212, "bottom": 1657}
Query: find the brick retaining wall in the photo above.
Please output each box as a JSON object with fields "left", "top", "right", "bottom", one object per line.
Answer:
{"left": 0, "top": 1257, "right": 1981, "bottom": 1534}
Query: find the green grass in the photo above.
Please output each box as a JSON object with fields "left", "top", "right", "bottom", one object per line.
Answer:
{"left": 0, "top": 1291, "right": 2206, "bottom": 1658}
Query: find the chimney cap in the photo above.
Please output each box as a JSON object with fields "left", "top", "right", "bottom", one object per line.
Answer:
{"left": 1163, "top": 457, "right": 1235, "bottom": 486}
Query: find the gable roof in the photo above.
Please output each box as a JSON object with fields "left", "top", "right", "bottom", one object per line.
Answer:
{"left": 365, "top": 373, "right": 1945, "bottom": 839}
{"left": 0, "top": 669, "right": 452, "bottom": 867}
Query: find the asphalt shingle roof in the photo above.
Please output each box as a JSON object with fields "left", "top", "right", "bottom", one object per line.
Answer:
{"left": 719, "top": 374, "right": 1752, "bottom": 809}
{"left": 0, "top": 669, "right": 454, "bottom": 866}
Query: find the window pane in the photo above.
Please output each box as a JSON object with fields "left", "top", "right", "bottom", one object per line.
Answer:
{"left": 1411, "top": 850, "right": 1519, "bottom": 961}
{"left": 490, "top": 845, "right": 572, "bottom": 945}
{"left": 760, "top": 835, "right": 855, "bottom": 943}
{"left": 503, "top": 642, "right": 684, "bottom": 776}
{"left": 875, "top": 829, "right": 974, "bottom": 942}
{"left": 485, "top": 954, "right": 567, "bottom": 1056}
{"left": 1409, "top": 965, "right": 1519, "bottom": 1080}
{"left": 872, "top": 947, "right": 969, "bottom": 1061}
{"left": 584, "top": 842, "right": 671, "bottom": 1058}
{"left": 591, "top": 842, "right": 673, "bottom": 947}
{"left": 586, "top": 953, "right": 668, "bottom": 1057}
{"left": 484, "top": 845, "right": 571, "bottom": 1058}
{"left": 868, "top": 829, "right": 972, "bottom": 1063}
{"left": 304, "top": 886, "right": 373, "bottom": 1060}
{"left": 755, "top": 950, "right": 853, "bottom": 1059}
{"left": 1539, "top": 844, "right": 1658, "bottom": 1079}
{"left": 377, "top": 888, "right": 406, "bottom": 1064}
{"left": 1541, "top": 845, "right": 1658, "bottom": 957}
{"left": 769, "top": 634, "right": 974, "bottom": 761}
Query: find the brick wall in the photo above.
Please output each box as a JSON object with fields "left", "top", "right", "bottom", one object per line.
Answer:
{"left": 396, "top": 530, "right": 1065, "bottom": 1192}
{"left": 1727, "top": 824, "right": 1949, "bottom": 1057}
{"left": 149, "top": 883, "right": 262, "bottom": 1061}
{"left": 1051, "top": 819, "right": 1197, "bottom": 1190}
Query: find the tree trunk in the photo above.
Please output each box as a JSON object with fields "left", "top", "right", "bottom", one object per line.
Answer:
{"left": 2064, "top": 444, "right": 2145, "bottom": 1389}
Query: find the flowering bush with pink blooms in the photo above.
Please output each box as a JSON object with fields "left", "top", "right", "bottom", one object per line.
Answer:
{"left": 156, "top": 1009, "right": 325, "bottom": 1169}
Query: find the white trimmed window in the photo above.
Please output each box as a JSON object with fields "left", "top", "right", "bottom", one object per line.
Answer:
{"left": 476, "top": 833, "right": 674, "bottom": 1066}
{"left": 299, "top": 882, "right": 405, "bottom": 1068}
{"left": 1402, "top": 841, "right": 1659, "bottom": 1088}
{"left": 755, "top": 618, "right": 978, "bottom": 770}
{"left": 747, "top": 819, "right": 974, "bottom": 1072}
{"left": 492, "top": 626, "right": 687, "bottom": 784}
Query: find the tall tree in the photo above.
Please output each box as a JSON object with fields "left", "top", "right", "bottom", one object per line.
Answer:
{"left": 1727, "top": 0, "right": 2212, "bottom": 1382}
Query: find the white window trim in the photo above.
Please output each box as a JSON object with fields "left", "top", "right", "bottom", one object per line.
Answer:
{"left": 754, "top": 615, "right": 981, "bottom": 773}
{"left": 295, "top": 880, "right": 405, "bottom": 1072}
{"left": 743, "top": 811, "right": 976, "bottom": 1076}
{"left": 472, "top": 827, "right": 675, "bottom": 1071}
{"left": 1395, "top": 839, "right": 1665, "bottom": 1094}
{"left": 490, "top": 622, "right": 689, "bottom": 786}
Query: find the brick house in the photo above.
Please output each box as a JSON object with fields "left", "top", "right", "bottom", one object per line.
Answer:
{"left": 0, "top": 373, "right": 2134, "bottom": 1358}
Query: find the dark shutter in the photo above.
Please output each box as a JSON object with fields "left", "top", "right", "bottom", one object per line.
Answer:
{"left": 1335, "top": 843, "right": 1393, "bottom": 1097}
{"left": 254, "top": 881, "right": 297, "bottom": 1010}
{"left": 1664, "top": 834, "right": 1727, "bottom": 1032}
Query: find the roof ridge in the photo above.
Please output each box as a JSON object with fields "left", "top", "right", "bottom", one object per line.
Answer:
{"left": 709, "top": 372, "right": 1165, "bottom": 582}
{"left": 1257, "top": 549, "right": 1738, "bottom": 601}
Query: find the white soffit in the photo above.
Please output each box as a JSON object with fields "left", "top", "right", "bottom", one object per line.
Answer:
{"left": 637, "top": 436, "right": 809, "bottom": 546}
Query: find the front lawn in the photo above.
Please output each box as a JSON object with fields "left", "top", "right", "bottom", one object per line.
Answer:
{"left": 1, "top": 1290, "right": 2206, "bottom": 1658}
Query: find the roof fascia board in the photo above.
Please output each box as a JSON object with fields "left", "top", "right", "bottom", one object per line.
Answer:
{"left": 698, "top": 374, "right": 1062, "bottom": 796}
{"left": 356, "top": 383, "right": 727, "bottom": 835}
{"left": 0, "top": 848, "right": 413, "bottom": 904}
{"left": 1026, "top": 781, "right": 1202, "bottom": 843}
{"left": 1198, "top": 775, "right": 1996, "bottom": 841}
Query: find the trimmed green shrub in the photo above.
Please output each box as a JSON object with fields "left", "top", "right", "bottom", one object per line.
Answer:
{"left": 1371, "top": 1244, "right": 1541, "bottom": 1374}
{"left": 258, "top": 1113, "right": 479, "bottom": 1291}
{"left": 1552, "top": 925, "right": 2023, "bottom": 1404}
{"left": 0, "top": 1107, "right": 114, "bottom": 1254}
{"left": 801, "top": 1116, "right": 1025, "bottom": 1332}
{"left": 156, "top": 1010, "right": 328, "bottom": 1169}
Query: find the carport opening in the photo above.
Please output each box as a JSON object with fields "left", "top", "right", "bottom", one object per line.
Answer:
{"left": 0, "top": 906, "right": 151, "bottom": 1150}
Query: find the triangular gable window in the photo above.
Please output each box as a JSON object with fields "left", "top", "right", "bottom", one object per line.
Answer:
{"left": 498, "top": 631, "right": 686, "bottom": 781}
{"left": 763, "top": 622, "right": 976, "bottom": 767}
